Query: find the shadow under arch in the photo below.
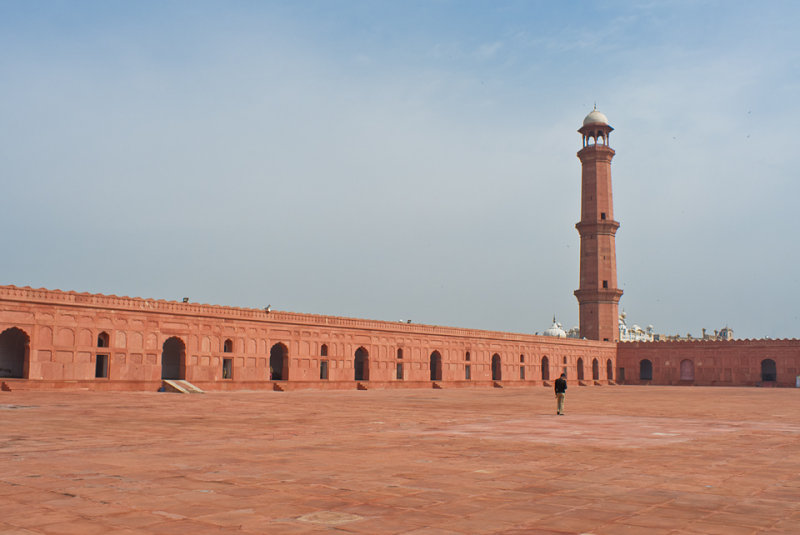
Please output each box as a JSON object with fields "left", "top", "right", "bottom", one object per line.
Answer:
{"left": 161, "top": 336, "right": 186, "bottom": 380}
{"left": 430, "top": 350, "right": 442, "bottom": 381}
{"left": 270, "top": 342, "right": 289, "bottom": 381}
{"left": 761, "top": 359, "right": 777, "bottom": 382}
{"left": 354, "top": 347, "right": 369, "bottom": 381}
{"left": 640, "top": 359, "right": 653, "bottom": 381}
{"left": 491, "top": 354, "right": 502, "bottom": 381}
{"left": 0, "top": 327, "right": 30, "bottom": 378}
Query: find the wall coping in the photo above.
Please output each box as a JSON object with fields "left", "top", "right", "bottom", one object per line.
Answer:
{"left": 620, "top": 338, "right": 800, "bottom": 346}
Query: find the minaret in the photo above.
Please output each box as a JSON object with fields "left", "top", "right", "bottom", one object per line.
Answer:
{"left": 574, "top": 109, "right": 622, "bottom": 342}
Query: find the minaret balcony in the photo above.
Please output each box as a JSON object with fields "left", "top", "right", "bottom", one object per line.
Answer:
{"left": 575, "top": 220, "right": 620, "bottom": 236}
{"left": 574, "top": 288, "right": 623, "bottom": 303}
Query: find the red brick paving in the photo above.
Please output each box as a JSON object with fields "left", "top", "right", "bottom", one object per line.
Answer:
{"left": 1, "top": 386, "right": 799, "bottom": 534}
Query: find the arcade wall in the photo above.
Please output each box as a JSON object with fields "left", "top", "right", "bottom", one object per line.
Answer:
{"left": 0, "top": 285, "right": 617, "bottom": 391}
{"left": 617, "top": 339, "right": 800, "bottom": 387}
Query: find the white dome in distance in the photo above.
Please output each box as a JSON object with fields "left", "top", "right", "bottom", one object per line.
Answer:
{"left": 583, "top": 109, "right": 609, "bottom": 126}
{"left": 543, "top": 317, "right": 567, "bottom": 338}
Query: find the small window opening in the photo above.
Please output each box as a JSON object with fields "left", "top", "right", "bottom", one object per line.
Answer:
{"left": 603, "top": 280, "right": 608, "bottom": 288}
{"left": 223, "top": 339, "right": 233, "bottom": 353}
{"left": 600, "top": 212, "right": 606, "bottom": 220}
{"left": 320, "top": 360, "right": 329, "bottom": 380}
{"left": 563, "top": 357, "right": 567, "bottom": 364}
{"left": 465, "top": 364, "right": 471, "bottom": 380}
{"left": 222, "top": 358, "right": 233, "bottom": 379}
{"left": 603, "top": 338, "right": 609, "bottom": 342}
{"left": 95, "top": 355, "right": 108, "bottom": 378}
{"left": 520, "top": 366, "right": 525, "bottom": 380}
{"left": 465, "top": 351, "right": 471, "bottom": 362}
{"left": 397, "top": 348, "right": 403, "bottom": 359}
{"left": 520, "top": 354, "right": 525, "bottom": 363}
{"left": 396, "top": 362, "right": 404, "bottom": 380}
{"left": 321, "top": 344, "right": 328, "bottom": 357}
{"left": 97, "top": 332, "right": 109, "bottom": 348}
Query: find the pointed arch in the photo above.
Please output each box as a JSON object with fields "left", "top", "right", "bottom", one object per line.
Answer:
{"left": 354, "top": 347, "right": 369, "bottom": 381}
{"left": 761, "top": 359, "right": 777, "bottom": 382}
{"left": 97, "top": 331, "right": 110, "bottom": 348}
{"left": 161, "top": 337, "right": 186, "bottom": 380}
{"left": 639, "top": 359, "right": 653, "bottom": 381}
{"left": 0, "top": 327, "right": 29, "bottom": 378}
{"left": 577, "top": 358, "right": 585, "bottom": 381}
{"left": 541, "top": 356, "right": 550, "bottom": 381}
{"left": 680, "top": 359, "right": 694, "bottom": 381}
{"left": 430, "top": 351, "right": 442, "bottom": 381}
{"left": 270, "top": 342, "right": 289, "bottom": 381}
{"left": 491, "top": 354, "right": 502, "bottom": 381}
{"left": 592, "top": 358, "right": 599, "bottom": 380}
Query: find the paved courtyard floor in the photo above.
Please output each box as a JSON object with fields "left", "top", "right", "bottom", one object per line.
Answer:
{"left": 1, "top": 385, "right": 799, "bottom": 534}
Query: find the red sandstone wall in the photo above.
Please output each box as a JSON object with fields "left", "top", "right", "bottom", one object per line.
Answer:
{"left": 617, "top": 340, "right": 800, "bottom": 387}
{"left": 0, "top": 285, "right": 617, "bottom": 391}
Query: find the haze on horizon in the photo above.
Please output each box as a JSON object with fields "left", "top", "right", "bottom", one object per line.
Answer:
{"left": 1, "top": 1, "right": 798, "bottom": 339}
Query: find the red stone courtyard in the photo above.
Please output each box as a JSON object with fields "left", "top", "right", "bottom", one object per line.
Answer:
{"left": 1, "top": 386, "right": 798, "bottom": 534}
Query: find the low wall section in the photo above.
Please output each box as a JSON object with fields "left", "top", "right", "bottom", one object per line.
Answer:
{"left": 0, "top": 285, "right": 617, "bottom": 391}
{"left": 617, "top": 339, "right": 800, "bottom": 387}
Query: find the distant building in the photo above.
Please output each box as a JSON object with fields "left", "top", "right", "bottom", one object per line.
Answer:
{"left": 618, "top": 311, "right": 654, "bottom": 342}
{"left": 657, "top": 326, "right": 734, "bottom": 342}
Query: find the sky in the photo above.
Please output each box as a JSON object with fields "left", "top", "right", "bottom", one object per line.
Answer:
{"left": 1, "top": 1, "right": 799, "bottom": 339}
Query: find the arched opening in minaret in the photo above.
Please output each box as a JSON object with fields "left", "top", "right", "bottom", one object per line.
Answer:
{"left": 429, "top": 351, "right": 442, "bottom": 381}
{"left": 576, "top": 358, "right": 585, "bottom": 381}
{"left": 606, "top": 359, "right": 614, "bottom": 381}
{"left": 541, "top": 356, "right": 550, "bottom": 381}
{"left": 491, "top": 354, "right": 502, "bottom": 381}
{"left": 680, "top": 359, "right": 695, "bottom": 381}
{"left": 639, "top": 359, "right": 653, "bottom": 381}
{"left": 161, "top": 337, "right": 186, "bottom": 380}
{"left": 97, "top": 331, "right": 110, "bottom": 348}
{"left": 270, "top": 342, "right": 289, "bottom": 381}
{"left": 760, "top": 359, "right": 777, "bottom": 382}
{"left": 0, "top": 327, "right": 29, "bottom": 378}
{"left": 354, "top": 347, "right": 369, "bottom": 381}
{"left": 592, "top": 358, "right": 599, "bottom": 380}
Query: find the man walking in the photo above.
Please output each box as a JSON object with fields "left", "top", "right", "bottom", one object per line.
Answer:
{"left": 555, "top": 373, "right": 567, "bottom": 415}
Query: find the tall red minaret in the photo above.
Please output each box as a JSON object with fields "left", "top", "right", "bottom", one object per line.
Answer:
{"left": 574, "top": 109, "right": 622, "bottom": 342}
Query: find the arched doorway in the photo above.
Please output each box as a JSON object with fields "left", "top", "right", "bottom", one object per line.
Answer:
{"left": 354, "top": 347, "right": 369, "bottom": 381}
{"left": 491, "top": 354, "right": 502, "bottom": 381}
{"left": 161, "top": 337, "right": 186, "bottom": 380}
{"left": 592, "top": 358, "right": 599, "bottom": 380}
{"left": 606, "top": 359, "right": 613, "bottom": 381}
{"left": 430, "top": 351, "right": 442, "bottom": 381}
{"left": 270, "top": 343, "right": 289, "bottom": 381}
{"left": 761, "top": 359, "right": 777, "bottom": 382}
{"left": 680, "top": 359, "right": 694, "bottom": 381}
{"left": 639, "top": 359, "right": 653, "bottom": 381}
{"left": 0, "top": 327, "right": 29, "bottom": 378}
{"left": 541, "top": 356, "right": 550, "bottom": 381}
{"left": 577, "top": 358, "right": 584, "bottom": 381}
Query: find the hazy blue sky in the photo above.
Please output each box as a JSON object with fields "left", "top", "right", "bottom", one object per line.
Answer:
{"left": 1, "top": 1, "right": 798, "bottom": 339}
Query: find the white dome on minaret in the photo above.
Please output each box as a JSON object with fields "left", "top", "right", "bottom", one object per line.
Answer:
{"left": 583, "top": 109, "right": 609, "bottom": 126}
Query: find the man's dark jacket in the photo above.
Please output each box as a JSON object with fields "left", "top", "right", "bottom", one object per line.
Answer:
{"left": 554, "top": 377, "right": 567, "bottom": 394}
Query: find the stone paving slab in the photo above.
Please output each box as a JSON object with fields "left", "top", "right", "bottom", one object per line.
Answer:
{"left": 0, "top": 386, "right": 798, "bottom": 534}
